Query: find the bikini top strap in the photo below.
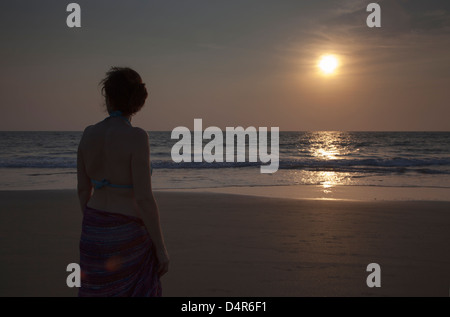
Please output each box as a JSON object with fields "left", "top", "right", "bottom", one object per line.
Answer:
{"left": 108, "top": 110, "right": 132, "bottom": 126}
{"left": 91, "top": 179, "right": 133, "bottom": 189}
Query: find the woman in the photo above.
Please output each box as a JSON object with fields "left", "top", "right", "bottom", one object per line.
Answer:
{"left": 77, "top": 67, "right": 169, "bottom": 297}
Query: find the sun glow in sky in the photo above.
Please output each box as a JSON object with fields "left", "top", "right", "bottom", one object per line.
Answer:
{"left": 318, "top": 55, "right": 339, "bottom": 75}
{"left": 0, "top": 1, "right": 449, "bottom": 131}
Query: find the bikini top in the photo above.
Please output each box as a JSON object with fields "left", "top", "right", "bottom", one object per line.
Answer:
{"left": 91, "top": 111, "right": 152, "bottom": 190}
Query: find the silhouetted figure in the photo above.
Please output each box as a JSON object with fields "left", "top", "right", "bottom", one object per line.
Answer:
{"left": 77, "top": 67, "right": 169, "bottom": 296}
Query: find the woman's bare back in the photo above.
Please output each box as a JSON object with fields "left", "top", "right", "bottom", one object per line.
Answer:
{"left": 78, "top": 116, "right": 149, "bottom": 217}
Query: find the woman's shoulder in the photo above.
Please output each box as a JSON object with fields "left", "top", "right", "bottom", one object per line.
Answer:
{"left": 83, "top": 124, "right": 95, "bottom": 133}
{"left": 130, "top": 126, "right": 149, "bottom": 137}
{"left": 82, "top": 121, "right": 103, "bottom": 135}
{"left": 80, "top": 123, "right": 148, "bottom": 148}
{"left": 79, "top": 124, "right": 94, "bottom": 141}
{"left": 129, "top": 126, "right": 149, "bottom": 145}
{"left": 122, "top": 127, "right": 150, "bottom": 154}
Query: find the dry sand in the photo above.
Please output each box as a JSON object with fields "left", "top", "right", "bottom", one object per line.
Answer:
{"left": 0, "top": 190, "right": 449, "bottom": 297}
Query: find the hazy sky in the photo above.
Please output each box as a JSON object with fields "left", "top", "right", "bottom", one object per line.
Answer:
{"left": 0, "top": 0, "right": 449, "bottom": 131}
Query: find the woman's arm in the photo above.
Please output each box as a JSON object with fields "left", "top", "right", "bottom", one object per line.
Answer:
{"left": 77, "top": 129, "right": 93, "bottom": 213}
{"left": 131, "top": 128, "right": 169, "bottom": 277}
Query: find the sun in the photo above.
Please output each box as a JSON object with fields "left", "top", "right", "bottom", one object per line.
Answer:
{"left": 318, "top": 55, "right": 339, "bottom": 75}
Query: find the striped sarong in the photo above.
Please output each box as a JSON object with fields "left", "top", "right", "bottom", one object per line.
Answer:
{"left": 78, "top": 206, "right": 162, "bottom": 297}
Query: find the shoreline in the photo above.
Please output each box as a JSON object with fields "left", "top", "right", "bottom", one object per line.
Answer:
{"left": 163, "top": 184, "right": 450, "bottom": 202}
{"left": 0, "top": 190, "right": 449, "bottom": 296}
{"left": 2, "top": 183, "right": 449, "bottom": 202}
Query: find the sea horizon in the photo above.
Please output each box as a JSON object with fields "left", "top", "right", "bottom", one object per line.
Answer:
{"left": 1, "top": 131, "right": 449, "bottom": 201}
{"left": 1, "top": 130, "right": 449, "bottom": 132}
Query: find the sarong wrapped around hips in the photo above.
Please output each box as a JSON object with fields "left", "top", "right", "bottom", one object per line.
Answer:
{"left": 78, "top": 206, "right": 162, "bottom": 297}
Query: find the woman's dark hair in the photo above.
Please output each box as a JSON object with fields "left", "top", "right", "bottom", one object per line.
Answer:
{"left": 100, "top": 67, "right": 148, "bottom": 116}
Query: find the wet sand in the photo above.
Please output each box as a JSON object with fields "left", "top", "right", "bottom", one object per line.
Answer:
{"left": 0, "top": 190, "right": 449, "bottom": 296}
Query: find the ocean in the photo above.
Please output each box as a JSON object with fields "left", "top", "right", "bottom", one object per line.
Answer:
{"left": 0, "top": 131, "right": 449, "bottom": 196}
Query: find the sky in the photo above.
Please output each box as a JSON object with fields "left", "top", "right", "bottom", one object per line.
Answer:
{"left": 0, "top": 0, "right": 449, "bottom": 131}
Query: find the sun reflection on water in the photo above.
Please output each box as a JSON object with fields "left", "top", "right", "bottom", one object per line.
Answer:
{"left": 318, "top": 171, "right": 352, "bottom": 193}
{"left": 303, "top": 132, "right": 356, "bottom": 191}
{"left": 293, "top": 170, "right": 354, "bottom": 193}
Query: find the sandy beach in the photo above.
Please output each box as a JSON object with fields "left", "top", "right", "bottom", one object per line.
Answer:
{"left": 0, "top": 189, "right": 449, "bottom": 297}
